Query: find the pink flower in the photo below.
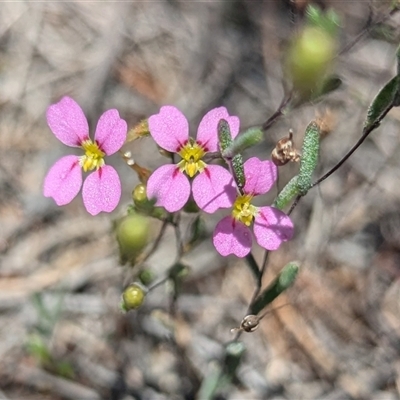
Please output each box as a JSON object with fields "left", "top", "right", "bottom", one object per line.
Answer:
{"left": 213, "top": 157, "right": 294, "bottom": 257}
{"left": 147, "top": 106, "right": 239, "bottom": 213}
{"left": 43, "top": 96, "right": 127, "bottom": 215}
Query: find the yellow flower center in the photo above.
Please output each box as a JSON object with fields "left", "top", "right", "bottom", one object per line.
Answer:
{"left": 79, "top": 139, "right": 105, "bottom": 172}
{"left": 232, "top": 194, "right": 258, "bottom": 226}
{"left": 177, "top": 139, "right": 206, "bottom": 178}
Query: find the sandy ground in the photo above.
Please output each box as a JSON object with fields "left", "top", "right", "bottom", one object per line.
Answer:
{"left": 1, "top": 1, "right": 400, "bottom": 399}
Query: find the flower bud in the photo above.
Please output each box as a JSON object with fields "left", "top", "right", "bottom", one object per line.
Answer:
{"left": 286, "top": 26, "right": 337, "bottom": 98}
{"left": 121, "top": 282, "right": 147, "bottom": 311}
{"left": 116, "top": 213, "right": 150, "bottom": 263}
{"left": 132, "top": 183, "right": 148, "bottom": 204}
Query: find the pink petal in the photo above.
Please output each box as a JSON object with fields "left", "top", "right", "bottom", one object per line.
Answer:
{"left": 94, "top": 109, "right": 127, "bottom": 155}
{"left": 196, "top": 107, "right": 240, "bottom": 152}
{"left": 46, "top": 97, "right": 89, "bottom": 147}
{"left": 213, "top": 216, "right": 252, "bottom": 257}
{"left": 192, "top": 165, "right": 236, "bottom": 213}
{"left": 43, "top": 155, "right": 82, "bottom": 206}
{"left": 253, "top": 206, "right": 294, "bottom": 250}
{"left": 82, "top": 166, "right": 121, "bottom": 215}
{"left": 148, "top": 106, "right": 189, "bottom": 152}
{"left": 244, "top": 157, "right": 277, "bottom": 196}
{"left": 146, "top": 164, "right": 190, "bottom": 212}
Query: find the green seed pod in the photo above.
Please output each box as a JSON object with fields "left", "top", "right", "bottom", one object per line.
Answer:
{"left": 116, "top": 213, "right": 150, "bottom": 263}
{"left": 232, "top": 154, "right": 245, "bottom": 189}
{"left": 218, "top": 119, "right": 233, "bottom": 153}
{"left": 297, "top": 121, "right": 320, "bottom": 196}
{"left": 273, "top": 176, "right": 299, "bottom": 210}
{"left": 121, "top": 282, "right": 147, "bottom": 311}
{"left": 222, "top": 127, "right": 263, "bottom": 159}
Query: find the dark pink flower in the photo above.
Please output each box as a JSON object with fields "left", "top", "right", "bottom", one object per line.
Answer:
{"left": 213, "top": 157, "right": 294, "bottom": 257}
{"left": 43, "top": 96, "right": 127, "bottom": 215}
{"left": 146, "top": 106, "right": 239, "bottom": 213}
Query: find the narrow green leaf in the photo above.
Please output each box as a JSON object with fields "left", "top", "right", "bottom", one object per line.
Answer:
{"left": 187, "top": 215, "right": 207, "bottom": 246}
{"left": 297, "top": 121, "right": 320, "bottom": 196}
{"left": 250, "top": 262, "right": 299, "bottom": 315}
{"left": 168, "top": 262, "right": 190, "bottom": 298}
{"left": 222, "top": 127, "right": 263, "bottom": 159}
{"left": 365, "top": 76, "right": 399, "bottom": 130}
{"left": 311, "top": 75, "right": 342, "bottom": 101}
{"left": 273, "top": 176, "right": 299, "bottom": 210}
{"left": 397, "top": 43, "right": 400, "bottom": 89}
{"left": 224, "top": 342, "right": 246, "bottom": 378}
{"left": 197, "top": 362, "right": 224, "bottom": 400}
{"left": 245, "top": 253, "right": 261, "bottom": 282}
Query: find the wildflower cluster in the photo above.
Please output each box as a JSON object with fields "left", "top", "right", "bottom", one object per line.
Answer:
{"left": 44, "top": 98, "right": 293, "bottom": 257}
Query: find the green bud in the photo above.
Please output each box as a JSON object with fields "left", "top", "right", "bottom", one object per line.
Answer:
{"left": 121, "top": 282, "right": 147, "bottom": 311}
{"left": 297, "top": 121, "right": 320, "bottom": 196}
{"left": 132, "top": 183, "right": 159, "bottom": 215}
{"left": 222, "top": 127, "right": 263, "bottom": 159}
{"left": 273, "top": 176, "right": 299, "bottom": 210}
{"left": 132, "top": 183, "right": 147, "bottom": 203}
{"left": 286, "top": 26, "right": 337, "bottom": 99}
{"left": 250, "top": 262, "right": 300, "bottom": 315}
{"left": 116, "top": 213, "right": 150, "bottom": 263}
{"left": 139, "top": 269, "right": 155, "bottom": 286}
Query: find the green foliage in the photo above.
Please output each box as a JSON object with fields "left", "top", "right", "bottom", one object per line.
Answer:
{"left": 187, "top": 214, "right": 207, "bottom": 247}
{"left": 31, "top": 292, "right": 64, "bottom": 336}
{"left": 250, "top": 262, "right": 299, "bottom": 315}
{"left": 26, "top": 294, "right": 74, "bottom": 379}
{"left": 365, "top": 44, "right": 400, "bottom": 130}
{"left": 364, "top": 76, "right": 400, "bottom": 131}
{"left": 297, "top": 121, "right": 320, "bottom": 196}
{"left": 223, "top": 342, "right": 246, "bottom": 379}
{"left": 168, "top": 262, "right": 190, "bottom": 299}
{"left": 197, "top": 341, "right": 246, "bottom": 400}
{"left": 311, "top": 74, "right": 343, "bottom": 102}
{"left": 306, "top": 5, "right": 341, "bottom": 37}
{"left": 26, "top": 334, "right": 52, "bottom": 365}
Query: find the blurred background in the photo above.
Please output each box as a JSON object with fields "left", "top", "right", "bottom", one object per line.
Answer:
{"left": 1, "top": 1, "right": 400, "bottom": 399}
